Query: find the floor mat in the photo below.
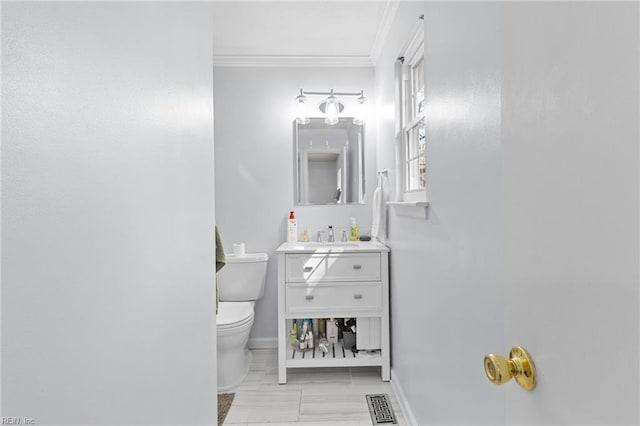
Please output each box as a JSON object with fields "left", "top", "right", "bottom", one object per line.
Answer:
{"left": 217, "top": 392, "right": 235, "bottom": 425}
{"left": 366, "top": 394, "right": 397, "bottom": 425}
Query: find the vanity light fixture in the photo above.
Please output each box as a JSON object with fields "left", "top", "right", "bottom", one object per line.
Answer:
{"left": 295, "top": 88, "right": 367, "bottom": 126}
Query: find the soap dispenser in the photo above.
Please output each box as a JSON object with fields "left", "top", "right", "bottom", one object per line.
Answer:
{"left": 287, "top": 211, "right": 298, "bottom": 242}
{"left": 349, "top": 218, "right": 359, "bottom": 242}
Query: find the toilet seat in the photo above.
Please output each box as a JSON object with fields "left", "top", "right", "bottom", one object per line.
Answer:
{"left": 217, "top": 301, "right": 254, "bottom": 331}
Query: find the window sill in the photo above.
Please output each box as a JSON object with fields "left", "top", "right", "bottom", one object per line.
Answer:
{"left": 386, "top": 201, "right": 429, "bottom": 207}
{"left": 387, "top": 200, "right": 429, "bottom": 219}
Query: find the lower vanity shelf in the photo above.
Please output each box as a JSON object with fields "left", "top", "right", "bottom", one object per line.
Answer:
{"left": 283, "top": 316, "right": 384, "bottom": 368}
{"left": 287, "top": 340, "right": 383, "bottom": 368}
{"left": 279, "top": 315, "right": 389, "bottom": 383}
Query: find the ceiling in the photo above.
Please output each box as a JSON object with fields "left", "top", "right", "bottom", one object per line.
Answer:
{"left": 211, "top": 1, "right": 396, "bottom": 66}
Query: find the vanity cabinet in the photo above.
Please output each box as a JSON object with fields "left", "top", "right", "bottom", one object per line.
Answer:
{"left": 276, "top": 241, "right": 390, "bottom": 384}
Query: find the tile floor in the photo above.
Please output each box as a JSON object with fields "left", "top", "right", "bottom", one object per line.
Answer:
{"left": 224, "top": 349, "right": 406, "bottom": 425}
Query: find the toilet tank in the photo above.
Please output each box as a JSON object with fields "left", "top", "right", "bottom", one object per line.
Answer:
{"left": 217, "top": 253, "right": 268, "bottom": 302}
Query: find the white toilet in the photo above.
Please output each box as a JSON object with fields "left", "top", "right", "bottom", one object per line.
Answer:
{"left": 216, "top": 252, "right": 268, "bottom": 391}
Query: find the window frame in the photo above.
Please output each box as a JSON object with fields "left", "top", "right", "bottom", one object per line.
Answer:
{"left": 398, "top": 27, "right": 426, "bottom": 203}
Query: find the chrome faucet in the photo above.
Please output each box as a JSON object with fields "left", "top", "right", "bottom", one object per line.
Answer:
{"left": 316, "top": 230, "right": 323, "bottom": 243}
{"left": 328, "top": 226, "right": 335, "bottom": 242}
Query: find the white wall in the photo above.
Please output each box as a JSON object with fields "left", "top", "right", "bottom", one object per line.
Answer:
{"left": 213, "top": 66, "right": 375, "bottom": 342}
{"left": 375, "top": 1, "right": 638, "bottom": 424}
{"left": 375, "top": 2, "right": 504, "bottom": 424}
{"left": 1, "top": 3, "right": 217, "bottom": 424}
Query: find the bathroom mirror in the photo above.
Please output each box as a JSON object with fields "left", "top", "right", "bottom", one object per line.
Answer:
{"left": 294, "top": 118, "right": 365, "bottom": 205}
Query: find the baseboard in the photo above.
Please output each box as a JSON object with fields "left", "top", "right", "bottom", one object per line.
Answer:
{"left": 390, "top": 368, "right": 418, "bottom": 426}
{"left": 248, "top": 337, "right": 278, "bottom": 349}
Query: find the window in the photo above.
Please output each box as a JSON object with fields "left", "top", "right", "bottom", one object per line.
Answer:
{"left": 397, "top": 27, "right": 426, "bottom": 202}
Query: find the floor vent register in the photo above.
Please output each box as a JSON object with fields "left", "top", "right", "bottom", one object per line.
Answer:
{"left": 366, "top": 394, "right": 398, "bottom": 425}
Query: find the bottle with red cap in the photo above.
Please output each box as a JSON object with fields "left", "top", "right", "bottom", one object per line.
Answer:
{"left": 287, "top": 210, "right": 298, "bottom": 242}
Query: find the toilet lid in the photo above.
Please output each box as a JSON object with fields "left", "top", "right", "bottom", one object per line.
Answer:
{"left": 217, "top": 302, "right": 254, "bottom": 328}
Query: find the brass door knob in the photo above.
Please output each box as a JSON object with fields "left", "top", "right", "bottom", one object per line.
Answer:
{"left": 484, "top": 346, "right": 536, "bottom": 391}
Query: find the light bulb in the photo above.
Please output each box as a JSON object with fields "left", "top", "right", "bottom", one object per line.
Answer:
{"left": 324, "top": 95, "right": 339, "bottom": 125}
{"left": 295, "top": 91, "right": 309, "bottom": 125}
{"left": 353, "top": 93, "right": 367, "bottom": 125}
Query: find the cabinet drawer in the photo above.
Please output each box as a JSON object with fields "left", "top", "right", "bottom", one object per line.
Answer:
{"left": 285, "top": 253, "right": 381, "bottom": 282}
{"left": 285, "top": 282, "right": 382, "bottom": 313}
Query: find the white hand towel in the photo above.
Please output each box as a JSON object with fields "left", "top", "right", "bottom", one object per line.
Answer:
{"left": 370, "top": 184, "right": 386, "bottom": 240}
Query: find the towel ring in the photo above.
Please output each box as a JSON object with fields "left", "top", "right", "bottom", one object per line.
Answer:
{"left": 376, "top": 169, "right": 388, "bottom": 187}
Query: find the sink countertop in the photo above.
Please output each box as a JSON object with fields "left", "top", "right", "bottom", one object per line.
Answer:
{"left": 276, "top": 240, "right": 389, "bottom": 253}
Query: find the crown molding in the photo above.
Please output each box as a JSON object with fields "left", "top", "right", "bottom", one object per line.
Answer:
{"left": 369, "top": 0, "right": 400, "bottom": 65}
{"left": 212, "top": 0, "right": 398, "bottom": 68}
{"left": 213, "top": 54, "right": 374, "bottom": 68}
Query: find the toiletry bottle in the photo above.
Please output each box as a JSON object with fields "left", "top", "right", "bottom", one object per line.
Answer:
{"left": 307, "top": 330, "right": 314, "bottom": 349}
{"left": 303, "top": 318, "right": 313, "bottom": 334}
{"left": 327, "top": 318, "right": 338, "bottom": 344}
{"left": 350, "top": 218, "right": 359, "bottom": 242}
{"left": 299, "top": 321, "right": 308, "bottom": 350}
{"left": 318, "top": 318, "right": 326, "bottom": 338}
{"left": 318, "top": 318, "right": 329, "bottom": 353}
{"left": 290, "top": 319, "right": 298, "bottom": 347}
{"left": 312, "top": 318, "right": 319, "bottom": 346}
{"left": 287, "top": 211, "right": 298, "bottom": 242}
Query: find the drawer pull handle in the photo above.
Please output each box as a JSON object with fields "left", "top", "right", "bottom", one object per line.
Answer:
{"left": 354, "top": 294, "right": 363, "bottom": 299}
{"left": 303, "top": 266, "right": 313, "bottom": 273}
{"left": 353, "top": 265, "right": 362, "bottom": 270}
{"left": 305, "top": 295, "right": 314, "bottom": 300}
